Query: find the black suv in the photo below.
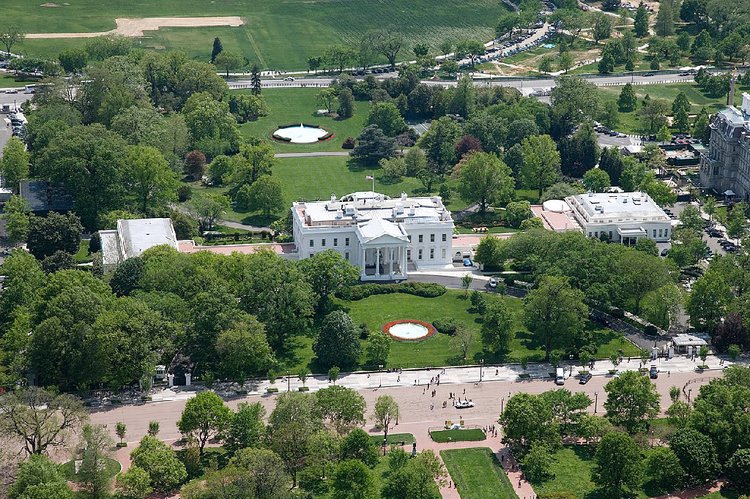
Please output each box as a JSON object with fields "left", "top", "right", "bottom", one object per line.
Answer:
{"left": 649, "top": 366, "right": 658, "bottom": 379}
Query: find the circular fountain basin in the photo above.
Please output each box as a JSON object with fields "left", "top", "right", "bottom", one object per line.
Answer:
{"left": 273, "top": 124, "right": 329, "bottom": 144}
{"left": 383, "top": 320, "right": 437, "bottom": 341}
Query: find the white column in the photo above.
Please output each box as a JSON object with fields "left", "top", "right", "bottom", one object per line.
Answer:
{"left": 375, "top": 247, "right": 380, "bottom": 276}
{"left": 361, "top": 247, "right": 366, "bottom": 278}
{"left": 389, "top": 247, "right": 394, "bottom": 277}
{"left": 403, "top": 246, "right": 408, "bottom": 275}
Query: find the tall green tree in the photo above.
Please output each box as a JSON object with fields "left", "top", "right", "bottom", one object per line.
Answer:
{"left": 372, "top": 395, "right": 399, "bottom": 442}
{"left": 177, "top": 391, "right": 232, "bottom": 456}
{"left": 634, "top": 3, "right": 650, "bottom": 37}
{"left": 315, "top": 386, "right": 366, "bottom": 435}
{"left": 0, "top": 137, "right": 29, "bottom": 193}
{"left": 618, "top": 83, "right": 638, "bottom": 112}
{"left": 3, "top": 195, "right": 30, "bottom": 245}
{"left": 481, "top": 299, "right": 514, "bottom": 353}
{"left": 298, "top": 250, "right": 360, "bottom": 309}
{"left": 216, "top": 318, "right": 274, "bottom": 383}
{"left": 210, "top": 37, "right": 223, "bottom": 62}
{"left": 125, "top": 145, "right": 178, "bottom": 213}
{"left": 130, "top": 436, "right": 187, "bottom": 492}
{"left": 604, "top": 370, "right": 660, "bottom": 433}
{"left": 519, "top": 134, "right": 562, "bottom": 200}
{"left": 417, "top": 116, "right": 463, "bottom": 176}
{"left": 214, "top": 51, "right": 243, "bottom": 77}
{"left": 455, "top": 152, "right": 514, "bottom": 212}
{"left": 366, "top": 102, "right": 406, "bottom": 137}
{"left": 313, "top": 310, "right": 361, "bottom": 369}
{"left": 225, "top": 402, "right": 266, "bottom": 454}
{"left": 593, "top": 432, "right": 643, "bottom": 495}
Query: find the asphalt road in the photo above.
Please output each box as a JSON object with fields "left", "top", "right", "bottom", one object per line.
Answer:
{"left": 0, "top": 91, "right": 31, "bottom": 155}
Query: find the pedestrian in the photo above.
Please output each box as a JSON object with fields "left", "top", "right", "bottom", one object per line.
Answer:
{"left": 397, "top": 376, "right": 400, "bottom": 382}
{"left": 463, "top": 388, "right": 466, "bottom": 395}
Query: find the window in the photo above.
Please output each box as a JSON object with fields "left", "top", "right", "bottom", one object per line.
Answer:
{"left": 345, "top": 237, "right": 350, "bottom": 246}
{"left": 333, "top": 238, "right": 338, "bottom": 247}
{"left": 442, "top": 249, "right": 446, "bottom": 259}
{"left": 430, "top": 248, "right": 434, "bottom": 259}
{"left": 653, "top": 229, "right": 657, "bottom": 237}
{"left": 322, "top": 239, "right": 326, "bottom": 247}
{"left": 442, "top": 233, "right": 447, "bottom": 242}
{"left": 609, "top": 231, "right": 612, "bottom": 238}
{"left": 658, "top": 229, "right": 662, "bottom": 237}
{"left": 309, "top": 240, "right": 314, "bottom": 248}
{"left": 430, "top": 234, "right": 435, "bottom": 243}
{"left": 408, "top": 235, "right": 412, "bottom": 242}
{"left": 418, "top": 249, "right": 423, "bottom": 260}
{"left": 418, "top": 234, "right": 423, "bottom": 243}
{"left": 345, "top": 252, "right": 350, "bottom": 260}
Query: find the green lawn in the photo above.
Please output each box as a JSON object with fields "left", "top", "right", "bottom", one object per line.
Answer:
{"left": 430, "top": 428, "right": 487, "bottom": 443}
{"left": 189, "top": 155, "right": 424, "bottom": 226}
{"left": 74, "top": 239, "right": 92, "bottom": 263}
{"left": 0, "top": 74, "right": 32, "bottom": 88}
{"left": 238, "top": 88, "right": 371, "bottom": 152}
{"left": 370, "top": 433, "right": 416, "bottom": 446}
{"left": 5, "top": 0, "right": 507, "bottom": 70}
{"left": 441, "top": 448, "right": 518, "bottom": 499}
{"left": 599, "top": 81, "right": 750, "bottom": 134}
{"left": 60, "top": 457, "right": 121, "bottom": 482}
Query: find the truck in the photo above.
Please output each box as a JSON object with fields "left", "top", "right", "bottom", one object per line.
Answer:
{"left": 555, "top": 367, "right": 565, "bottom": 385}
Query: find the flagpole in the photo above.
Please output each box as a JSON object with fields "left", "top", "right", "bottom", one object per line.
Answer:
{"left": 372, "top": 174, "right": 375, "bottom": 193}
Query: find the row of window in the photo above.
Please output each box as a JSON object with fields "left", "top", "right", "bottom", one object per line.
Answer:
{"left": 587, "top": 228, "right": 669, "bottom": 239}
{"left": 415, "top": 248, "right": 446, "bottom": 260}
{"left": 308, "top": 233, "right": 449, "bottom": 248}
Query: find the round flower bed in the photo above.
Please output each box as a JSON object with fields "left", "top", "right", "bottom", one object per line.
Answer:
{"left": 383, "top": 319, "right": 437, "bottom": 342}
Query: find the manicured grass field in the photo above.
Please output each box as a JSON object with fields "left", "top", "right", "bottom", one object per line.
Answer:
{"left": 5, "top": 0, "right": 506, "bottom": 70}
{"left": 0, "top": 74, "right": 31, "bottom": 88}
{"left": 60, "top": 457, "right": 121, "bottom": 482}
{"left": 370, "top": 433, "right": 416, "bottom": 446}
{"left": 430, "top": 428, "right": 486, "bottom": 443}
{"left": 441, "top": 448, "right": 518, "bottom": 499}
{"left": 238, "top": 88, "right": 372, "bottom": 152}
{"left": 598, "top": 81, "right": 750, "bottom": 134}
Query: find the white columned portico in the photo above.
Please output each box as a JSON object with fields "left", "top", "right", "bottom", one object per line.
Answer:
{"left": 375, "top": 247, "right": 381, "bottom": 276}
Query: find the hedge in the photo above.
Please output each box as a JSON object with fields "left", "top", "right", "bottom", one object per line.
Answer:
{"left": 338, "top": 282, "right": 446, "bottom": 301}
{"left": 432, "top": 317, "right": 459, "bottom": 335}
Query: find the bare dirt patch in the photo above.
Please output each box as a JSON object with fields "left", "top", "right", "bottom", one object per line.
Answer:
{"left": 26, "top": 16, "right": 244, "bottom": 39}
{"left": 40, "top": 2, "right": 61, "bottom": 6}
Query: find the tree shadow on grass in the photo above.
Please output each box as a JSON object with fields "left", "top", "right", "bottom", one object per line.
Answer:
{"left": 240, "top": 213, "right": 279, "bottom": 228}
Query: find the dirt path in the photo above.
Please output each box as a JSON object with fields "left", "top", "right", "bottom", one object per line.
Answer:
{"left": 26, "top": 16, "right": 244, "bottom": 39}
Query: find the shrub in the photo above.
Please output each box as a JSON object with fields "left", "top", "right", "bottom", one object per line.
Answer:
{"left": 644, "top": 325, "right": 658, "bottom": 336}
{"left": 342, "top": 137, "right": 356, "bottom": 149}
{"left": 432, "top": 318, "right": 459, "bottom": 335}
{"left": 177, "top": 185, "right": 192, "bottom": 202}
{"left": 610, "top": 308, "right": 625, "bottom": 318}
{"left": 340, "top": 282, "right": 447, "bottom": 301}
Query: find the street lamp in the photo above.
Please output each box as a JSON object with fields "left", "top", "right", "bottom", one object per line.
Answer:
{"left": 594, "top": 392, "right": 598, "bottom": 413}
{"left": 501, "top": 397, "right": 504, "bottom": 414}
{"left": 287, "top": 373, "right": 290, "bottom": 393}
{"left": 379, "top": 365, "right": 384, "bottom": 387}
{"left": 383, "top": 437, "right": 387, "bottom": 456}
{"left": 688, "top": 388, "right": 693, "bottom": 404}
{"left": 479, "top": 359, "right": 484, "bottom": 382}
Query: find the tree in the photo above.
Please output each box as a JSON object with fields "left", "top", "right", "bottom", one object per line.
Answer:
{"left": 638, "top": 98, "right": 670, "bottom": 133}
{"left": 115, "top": 422, "right": 127, "bottom": 446}
{"left": 656, "top": 125, "right": 672, "bottom": 143}
{"left": 382, "top": 450, "right": 445, "bottom": 498}
{"left": 417, "top": 116, "right": 463, "bottom": 176}
{"left": 404, "top": 147, "right": 428, "bottom": 176}
{"left": 268, "top": 392, "right": 321, "bottom": 487}
{"left": 315, "top": 386, "right": 366, "bottom": 435}
{"left": 244, "top": 174, "right": 284, "bottom": 216}
{"left": 372, "top": 395, "right": 399, "bottom": 441}
{"left": 670, "top": 428, "right": 721, "bottom": 485}
{"left": 455, "top": 152, "right": 514, "bottom": 212}
{"left": 482, "top": 299, "right": 514, "bottom": 354}
{"left": 37, "top": 124, "right": 129, "bottom": 228}
{"left": 693, "top": 107, "right": 711, "bottom": 143}
{"left": 332, "top": 460, "right": 376, "bottom": 499}
{"left": 655, "top": 0, "right": 675, "bottom": 36}
{"left": 185, "top": 150, "right": 207, "bottom": 181}
{"left": 340, "top": 428, "right": 379, "bottom": 467}
{"left": 76, "top": 424, "right": 114, "bottom": 498}
{"left": 182, "top": 92, "right": 240, "bottom": 156}
{"left": 559, "top": 51, "right": 573, "bottom": 73}
{"left": 9, "top": 454, "right": 71, "bottom": 499}
{"left": 634, "top": 3, "right": 650, "bottom": 37}
{"left": 370, "top": 30, "right": 404, "bottom": 70}
{"left": 207, "top": 155, "right": 234, "bottom": 185}
{"left": 618, "top": 83, "right": 638, "bottom": 112}
{"left": 604, "top": 370, "right": 660, "bottom": 433}
{"left": 299, "top": 250, "right": 360, "bottom": 308}
{"left": 225, "top": 402, "right": 266, "bottom": 454}
{"left": 314, "top": 310, "right": 361, "bottom": 369}
{"left": 593, "top": 432, "right": 643, "bottom": 495}
{"left": 130, "top": 436, "right": 187, "bottom": 492}
{"left": 582, "top": 168, "right": 611, "bottom": 192}
{"left": 3, "top": 195, "right": 30, "bottom": 245}
{"left": 727, "top": 202, "right": 748, "bottom": 239}
{"left": 0, "top": 27, "right": 25, "bottom": 56}
{"left": 451, "top": 325, "right": 475, "bottom": 361}
{"left": 229, "top": 94, "right": 269, "bottom": 123}
{"left": 351, "top": 125, "right": 397, "bottom": 165}
{"left": 367, "top": 102, "right": 406, "bottom": 137}
{"left": 1, "top": 137, "right": 29, "bottom": 192}
{"left": 726, "top": 449, "right": 750, "bottom": 490}
{"left": 115, "top": 466, "right": 152, "bottom": 499}
{"left": 125, "top": 145, "right": 178, "bottom": 213}
{"left": 337, "top": 88, "right": 355, "bottom": 118}
{"left": 448, "top": 75, "right": 476, "bottom": 118}
{"left": 0, "top": 387, "right": 88, "bottom": 456}
{"left": 523, "top": 276, "right": 587, "bottom": 360}
{"left": 177, "top": 391, "right": 232, "bottom": 456}
{"left": 645, "top": 447, "right": 685, "bottom": 492}
{"left": 519, "top": 135, "right": 561, "bottom": 197}
{"left": 251, "top": 64, "right": 262, "bottom": 95}
{"left": 214, "top": 51, "right": 243, "bottom": 77}
{"left": 189, "top": 193, "right": 229, "bottom": 232}
{"left": 499, "top": 392, "right": 560, "bottom": 453}
{"left": 216, "top": 319, "right": 274, "bottom": 383}
{"left": 559, "top": 122, "right": 600, "bottom": 177}
{"left": 230, "top": 141, "right": 276, "bottom": 187}
{"left": 210, "top": 37, "right": 223, "bottom": 62}
{"left": 598, "top": 51, "right": 616, "bottom": 74}
{"left": 366, "top": 331, "right": 391, "bottom": 367}
{"left": 687, "top": 272, "right": 732, "bottom": 331}
{"left": 641, "top": 284, "right": 682, "bottom": 330}
{"left": 522, "top": 443, "right": 554, "bottom": 483}
{"left": 593, "top": 14, "right": 613, "bottom": 44}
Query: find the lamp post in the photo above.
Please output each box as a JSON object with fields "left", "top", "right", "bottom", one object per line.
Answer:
{"left": 383, "top": 437, "right": 387, "bottom": 456}
{"left": 594, "top": 391, "right": 598, "bottom": 413}
{"left": 688, "top": 388, "right": 692, "bottom": 404}
{"left": 479, "top": 359, "right": 484, "bottom": 382}
{"left": 379, "top": 365, "right": 384, "bottom": 387}
{"left": 501, "top": 397, "right": 504, "bottom": 414}
{"left": 287, "top": 373, "right": 290, "bottom": 393}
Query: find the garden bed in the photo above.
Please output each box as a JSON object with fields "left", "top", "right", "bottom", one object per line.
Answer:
{"left": 430, "top": 428, "right": 486, "bottom": 443}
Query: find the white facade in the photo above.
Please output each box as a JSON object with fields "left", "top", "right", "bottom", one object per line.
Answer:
{"left": 564, "top": 192, "right": 672, "bottom": 244}
{"left": 292, "top": 192, "right": 454, "bottom": 280}
{"left": 99, "top": 218, "right": 178, "bottom": 272}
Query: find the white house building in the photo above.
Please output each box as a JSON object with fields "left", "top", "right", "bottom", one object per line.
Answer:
{"left": 564, "top": 191, "right": 672, "bottom": 244}
{"left": 99, "top": 218, "right": 178, "bottom": 272}
{"left": 292, "top": 191, "right": 454, "bottom": 280}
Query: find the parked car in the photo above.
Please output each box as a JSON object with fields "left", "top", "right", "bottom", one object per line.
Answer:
{"left": 283, "top": 76, "right": 295, "bottom": 81}
{"left": 579, "top": 373, "right": 592, "bottom": 384}
{"left": 488, "top": 277, "right": 498, "bottom": 288}
{"left": 463, "top": 258, "right": 473, "bottom": 267}
{"left": 649, "top": 366, "right": 658, "bottom": 379}
{"left": 555, "top": 367, "right": 565, "bottom": 385}
{"left": 660, "top": 248, "right": 670, "bottom": 256}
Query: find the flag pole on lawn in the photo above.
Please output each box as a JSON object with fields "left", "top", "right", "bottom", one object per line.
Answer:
{"left": 366, "top": 174, "right": 375, "bottom": 192}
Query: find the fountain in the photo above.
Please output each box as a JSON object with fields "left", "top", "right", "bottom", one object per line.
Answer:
{"left": 272, "top": 123, "right": 331, "bottom": 144}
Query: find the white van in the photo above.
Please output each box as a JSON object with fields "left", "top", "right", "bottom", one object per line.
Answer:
{"left": 555, "top": 367, "right": 565, "bottom": 385}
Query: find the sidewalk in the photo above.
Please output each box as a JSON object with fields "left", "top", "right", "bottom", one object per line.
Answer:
{"left": 149, "top": 354, "right": 738, "bottom": 403}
